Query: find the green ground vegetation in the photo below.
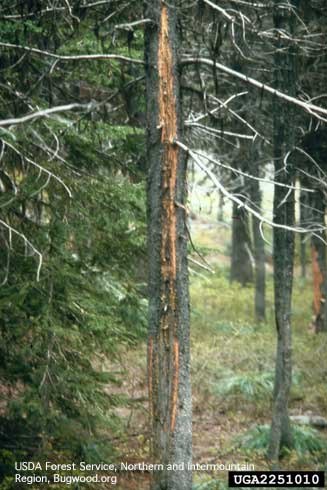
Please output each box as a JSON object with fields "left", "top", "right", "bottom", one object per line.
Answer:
{"left": 189, "top": 219, "right": 327, "bottom": 489}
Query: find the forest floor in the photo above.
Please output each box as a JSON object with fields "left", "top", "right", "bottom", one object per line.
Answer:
{"left": 113, "top": 212, "right": 327, "bottom": 490}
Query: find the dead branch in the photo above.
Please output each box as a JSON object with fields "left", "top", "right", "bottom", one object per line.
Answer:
{"left": 0, "top": 42, "right": 144, "bottom": 65}
{"left": 181, "top": 56, "right": 327, "bottom": 122}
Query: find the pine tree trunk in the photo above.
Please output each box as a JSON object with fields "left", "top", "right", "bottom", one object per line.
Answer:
{"left": 230, "top": 202, "right": 253, "bottom": 286}
{"left": 145, "top": 1, "right": 192, "bottom": 489}
{"left": 217, "top": 189, "right": 224, "bottom": 222}
{"left": 268, "top": 0, "right": 298, "bottom": 464}
{"left": 310, "top": 190, "right": 327, "bottom": 333}
{"left": 249, "top": 177, "right": 266, "bottom": 321}
{"left": 299, "top": 186, "right": 308, "bottom": 278}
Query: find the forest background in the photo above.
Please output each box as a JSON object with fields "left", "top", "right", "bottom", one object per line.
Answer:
{"left": 0, "top": 1, "right": 326, "bottom": 489}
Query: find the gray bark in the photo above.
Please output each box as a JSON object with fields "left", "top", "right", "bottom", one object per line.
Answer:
{"left": 228, "top": 58, "right": 254, "bottom": 288}
{"left": 268, "top": 0, "right": 298, "bottom": 464}
{"left": 251, "top": 185, "right": 266, "bottom": 321}
{"left": 230, "top": 202, "right": 253, "bottom": 286}
{"left": 217, "top": 190, "right": 224, "bottom": 222}
{"left": 145, "top": 1, "right": 192, "bottom": 489}
{"left": 248, "top": 155, "right": 266, "bottom": 321}
{"left": 299, "top": 187, "right": 308, "bottom": 278}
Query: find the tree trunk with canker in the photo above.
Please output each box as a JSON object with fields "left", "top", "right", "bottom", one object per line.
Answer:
{"left": 300, "top": 128, "right": 327, "bottom": 332}
{"left": 145, "top": 1, "right": 192, "bottom": 489}
{"left": 310, "top": 189, "right": 327, "bottom": 333}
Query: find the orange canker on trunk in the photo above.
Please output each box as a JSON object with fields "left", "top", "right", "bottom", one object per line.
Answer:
{"left": 312, "top": 245, "right": 323, "bottom": 316}
{"left": 158, "top": 0, "right": 180, "bottom": 434}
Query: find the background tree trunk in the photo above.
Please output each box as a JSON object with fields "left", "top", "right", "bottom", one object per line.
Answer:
{"left": 268, "top": 0, "right": 298, "bottom": 464}
{"left": 230, "top": 202, "right": 253, "bottom": 286}
{"left": 145, "top": 1, "right": 192, "bottom": 489}
{"left": 299, "top": 186, "right": 308, "bottom": 278}
{"left": 310, "top": 190, "right": 327, "bottom": 333}
{"left": 249, "top": 174, "right": 266, "bottom": 321}
{"left": 217, "top": 189, "right": 224, "bottom": 222}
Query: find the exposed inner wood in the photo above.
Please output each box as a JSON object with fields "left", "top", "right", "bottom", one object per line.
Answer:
{"left": 311, "top": 245, "right": 323, "bottom": 316}
{"left": 159, "top": 1, "right": 178, "bottom": 288}
{"left": 158, "top": 0, "right": 180, "bottom": 434}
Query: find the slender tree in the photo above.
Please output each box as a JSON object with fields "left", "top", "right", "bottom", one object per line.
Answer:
{"left": 230, "top": 201, "right": 253, "bottom": 286}
{"left": 145, "top": 1, "right": 192, "bottom": 489}
{"left": 268, "top": 0, "right": 298, "bottom": 463}
{"left": 248, "top": 153, "right": 266, "bottom": 321}
{"left": 299, "top": 187, "right": 308, "bottom": 278}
